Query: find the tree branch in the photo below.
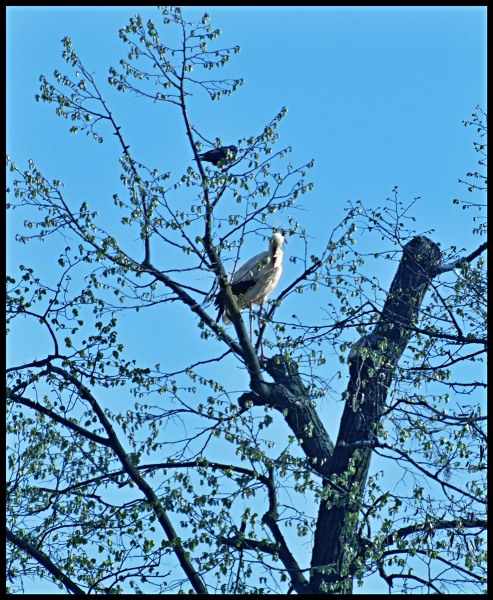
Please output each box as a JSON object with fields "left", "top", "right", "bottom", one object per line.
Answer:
{"left": 437, "top": 241, "right": 487, "bottom": 273}
{"left": 6, "top": 527, "right": 85, "bottom": 594}
{"left": 382, "top": 517, "right": 487, "bottom": 547}
{"left": 8, "top": 392, "right": 111, "bottom": 448}
{"left": 43, "top": 365, "right": 208, "bottom": 595}
{"left": 239, "top": 356, "right": 335, "bottom": 480}
{"left": 261, "top": 465, "right": 312, "bottom": 593}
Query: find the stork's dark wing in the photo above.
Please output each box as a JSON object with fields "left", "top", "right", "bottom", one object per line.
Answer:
{"left": 214, "top": 279, "right": 255, "bottom": 323}
{"left": 231, "top": 279, "right": 256, "bottom": 297}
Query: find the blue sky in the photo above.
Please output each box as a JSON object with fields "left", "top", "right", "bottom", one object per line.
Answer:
{"left": 7, "top": 6, "right": 486, "bottom": 594}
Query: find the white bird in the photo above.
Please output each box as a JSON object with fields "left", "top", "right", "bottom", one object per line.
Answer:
{"left": 215, "top": 233, "right": 284, "bottom": 331}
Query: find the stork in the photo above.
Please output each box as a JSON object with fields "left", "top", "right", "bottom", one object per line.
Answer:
{"left": 215, "top": 233, "right": 284, "bottom": 356}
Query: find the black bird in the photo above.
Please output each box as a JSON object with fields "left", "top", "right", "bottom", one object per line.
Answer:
{"left": 196, "top": 145, "right": 237, "bottom": 166}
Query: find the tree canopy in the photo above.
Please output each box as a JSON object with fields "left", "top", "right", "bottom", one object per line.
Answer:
{"left": 7, "top": 7, "right": 486, "bottom": 594}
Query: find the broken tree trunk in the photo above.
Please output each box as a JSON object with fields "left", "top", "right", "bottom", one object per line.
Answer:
{"left": 241, "top": 235, "right": 442, "bottom": 594}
